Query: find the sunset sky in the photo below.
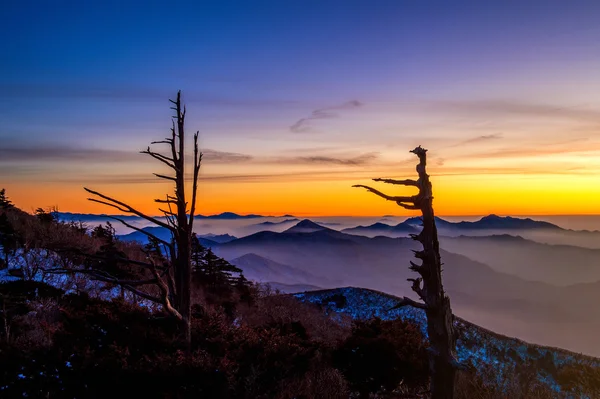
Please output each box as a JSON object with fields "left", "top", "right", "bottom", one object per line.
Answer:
{"left": 2, "top": 1, "right": 600, "bottom": 216}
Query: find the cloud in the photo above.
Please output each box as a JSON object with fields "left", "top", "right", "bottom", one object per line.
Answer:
{"left": 46, "top": 168, "right": 383, "bottom": 184}
{"left": 0, "top": 142, "right": 253, "bottom": 165}
{"left": 460, "top": 138, "right": 595, "bottom": 159}
{"left": 294, "top": 152, "right": 378, "bottom": 166}
{"left": 445, "top": 133, "right": 503, "bottom": 148}
{"left": 202, "top": 149, "right": 253, "bottom": 163}
{"left": 0, "top": 145, "right": 136, "bottom": 163}
{"left": 431, "top": 100, "right": 600, "bottom": 122}
{"left": 271, "top": 152, "right": 379, "bottom": 166}
{"left": 290, "top": 100, "right": 363, "bottom": 133}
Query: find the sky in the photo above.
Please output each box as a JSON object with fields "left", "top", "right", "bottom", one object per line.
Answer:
{"left": 2, "top": 0, "right": 600, "bottom": 216}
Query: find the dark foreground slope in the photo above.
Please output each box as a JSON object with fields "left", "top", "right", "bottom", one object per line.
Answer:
{"left": 296, "top": 287, "right": 600, "bottom": 398}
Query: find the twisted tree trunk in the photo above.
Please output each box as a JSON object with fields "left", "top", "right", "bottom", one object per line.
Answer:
{"left": 80, "top": 91, "right": 202, "bottom": 347}
{"left": 354, "top": 146, "right": 460, "bottom": 399}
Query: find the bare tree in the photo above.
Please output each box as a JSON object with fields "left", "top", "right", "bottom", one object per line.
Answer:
{"left": 82, "top": 91, "right": 201, "bottom": 345}
{"left": 353, "top": 146, "right": 462, "bottom": 399}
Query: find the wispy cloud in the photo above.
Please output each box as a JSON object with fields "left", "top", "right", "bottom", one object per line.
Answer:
{"left": 202, "top": 149, "right": 253, "bottom": 163}
{"left": 0, "top": 143, "right": 253, "bottom": 165}
{"left": 289, "top": 152, "right": 379, "bottom": 166}
{"left": 444, "top": 133, "right": 503, "bottom": 148}
{"left": 290, "top": 100, "right": 363, "bottom": 133}
{"left": 430, "top": 100, "right": 600, "bottom": 122}
{"left": 460, "top": 138, "right": 594, "bottom": 159}
{"left": 0, "top": 145, "right": 136, "bottom": 163}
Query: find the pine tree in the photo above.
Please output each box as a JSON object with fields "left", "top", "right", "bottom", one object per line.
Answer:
{"left": 35, "top": 208, "right": 57, "bottom": 224}
{"left": 88, "top": 223, "right": 130, "bottom": 279}
{"left": 0, "top": 189, "right": 13, "bottom": 210}
{"left": 191, "top": 234, "right": 246, "bottom": 290}
{"left": 0, "top": 213, "right": 17, "bottom": 269}
{"left": 0, "top": 189, "right": 18, "bottom": 269}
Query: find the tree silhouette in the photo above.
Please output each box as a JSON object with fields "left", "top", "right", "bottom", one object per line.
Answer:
{"left": 0, "top": 189, "right": 17, "bottom": 269}
{"left": 0, "top": 214, "right": 17, "bottom": 270}
{"left": 0, "top": 189, "right": 13, "bottom": 209}
{"left": 77, "top": 91, "right": 202, "bottom": 345}
{"left": 353, "top": 146, "right": 462, "bottom": 399}
{"left": 191, "top": 234, "right": 246, "bottom": 289}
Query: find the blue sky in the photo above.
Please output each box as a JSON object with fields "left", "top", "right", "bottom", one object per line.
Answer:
{"left": 2, "top": 1, "right": 600, "bottom": 215}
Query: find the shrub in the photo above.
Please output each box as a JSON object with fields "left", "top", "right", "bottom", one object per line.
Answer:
{"left": 333, "top": 318, "right": 429, "bottom": 398}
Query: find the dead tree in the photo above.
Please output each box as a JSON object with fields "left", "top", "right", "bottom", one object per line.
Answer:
{"left": 82, "top": 91, "right": 201, "bottom": 345}
{"left": 353, "top": 146, "right": 461, "bottom": 399}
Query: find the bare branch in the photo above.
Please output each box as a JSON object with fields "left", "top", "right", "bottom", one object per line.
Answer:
{"left": 397, "top": 202, "right": 420, "bottom": 210}
{"left": 141, "top": 148, "right": 177, "bottom": 170}
{"left": 189, "top": 131, "right": 202, "bottom": 229}
{"left": 408, "top": 277, "right": 425, "bottom": 298}
{"left": 148, "top": 259, "right": 183, "bottom": 321}
{"left": 155, "top": 199, "right": 178, "bottom": 204}
{"left": 389, "top": 296, "right": 428, "bottom": 310}
{"left": 84, "top": 187, "right": 175, "bottom": 232}
{"left": 352, "top": 185, "right": 416, "bottom": 203}
{"left": 373, "top": 178, "right": 420, "bottom": 187}
{"left": 87, "top": 198, "right": 129, "bottom": 213}
{"left": 153, "top": 173, "right": 177, "bottom": 181}
{"left": 159, "top": 208, "right": 177, "bottom": 217}
{"left": 104, "top": 215, "right": 173, "bottom": 249}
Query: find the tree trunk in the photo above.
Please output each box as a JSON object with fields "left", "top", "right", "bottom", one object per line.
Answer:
{"left": 173, "top": 90, "right": 193, "bottom": 348}
{"left": 419, "top": 163, "right": 457, "bottom": 399}
{"left": 176, "top": 235, "right": 192, "bottom": 346}
{"left": 83, "top": 90, "right": 203, "bottom": 349}
{"left": 353, "top": 146, "right": 459, "bottom": 399}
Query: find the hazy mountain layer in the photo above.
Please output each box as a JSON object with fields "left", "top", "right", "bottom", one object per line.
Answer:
{"left": 212, "top": 220, "right": 600, "bottom": 355}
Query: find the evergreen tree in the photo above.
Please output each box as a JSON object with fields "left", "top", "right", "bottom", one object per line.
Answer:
{"left": 0, "top": 213, "right": 18, "bottom": 269}
{"left": 88, "top": 222, "right": 130, "bottom": 279}
{"left": 35, "top": 208, "right": 57, "bottom": 225}
{"left": 191, "top": 233, "right": 247, "bottom": 290}
{"left": 0, "top": 189, "right": 13, "bottom": 210}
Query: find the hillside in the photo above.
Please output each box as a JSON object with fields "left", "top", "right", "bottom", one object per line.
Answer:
{"left": 214, "top": 219, "right": 600, "bottom": 355}
{"left": 295, "top": 287, "right": 600, "bottom": 397}
{"left": 229, "top": 253, "right": 321, "bottom": 285}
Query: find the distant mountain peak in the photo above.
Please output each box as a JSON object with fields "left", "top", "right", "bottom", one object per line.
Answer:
{"left": 479, "top": 214, "right": 505, "bottom": 222}
{"left": 475, "top": 214, "right": 561, "bottom": 230}
{"left": 284, "top": 219, "right": 329, "bottom": 233}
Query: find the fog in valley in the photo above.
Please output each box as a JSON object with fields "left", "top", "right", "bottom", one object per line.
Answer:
{"left": 59, "top": 212, "right": 600, "bottom": 356}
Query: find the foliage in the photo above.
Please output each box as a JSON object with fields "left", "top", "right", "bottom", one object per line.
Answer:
{"left": 333, "top": 318, "right": 429, "bottom": 397}
{"left": 0, "top": 188, "right": 13, "bottom": 210}
{"left": 0, "top": 212, "right": 18, "bottom": 269}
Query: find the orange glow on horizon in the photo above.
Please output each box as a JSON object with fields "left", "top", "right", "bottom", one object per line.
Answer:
{"left": 5, "top": 172, "right": 600, "bottom": 217}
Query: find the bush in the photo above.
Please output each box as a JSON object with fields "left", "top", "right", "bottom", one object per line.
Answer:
{"left": 333, "top": 318, "right": 429, "bottom": 398}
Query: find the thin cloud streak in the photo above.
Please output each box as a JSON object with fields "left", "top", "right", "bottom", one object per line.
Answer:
{"left": 0, "top": 145, "right": 137, "bottom": 163}
{"left": 279, "top": 152, "right": 379, "bottom": 166}
{"left": 430, "top": 100, "right": 600, "bottom": 122}
{"left": 456, "top": 139, "right": 596, "bottom": 159}
{"left": 0, "top": 144, "right": 253, "bottom": 165}
{"left": 202, "top": 149, "right": 253, "bottom": 163}
{"left": 290, "top": 100, "right": 363, "bottom": 133}
{"left": 444, "top": 133, "right": 503, "bottom": 148}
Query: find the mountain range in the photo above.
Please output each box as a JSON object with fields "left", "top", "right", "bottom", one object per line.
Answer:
{"left": 342, "top": 214, "right": 563, "bottom": 238}
{"left": 50, "top": 212, "right": 600, "bottom": 355}
{"left": 58, "top": 211, "right": 282, "bottom": 222}
{"left": 208, "top": 219, "right": 600, "bottom": 356}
